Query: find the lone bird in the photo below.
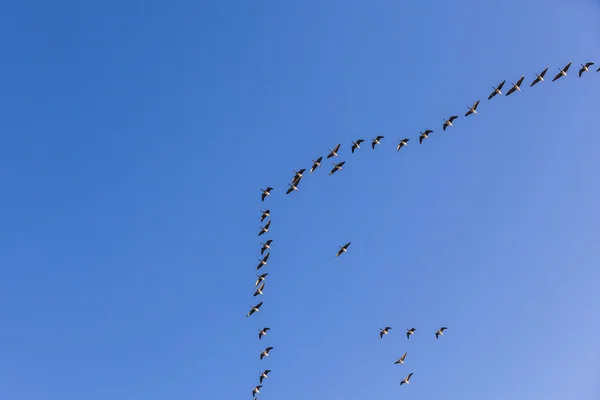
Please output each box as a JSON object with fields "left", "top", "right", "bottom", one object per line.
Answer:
{"left": 260, "top": 240, "right": 272, "bottom": 255}
{"left": 530, "top": 67, "right": 548, "bottom": 87}
{"left": 258, "top": 327, "right": 270, "bottom": 340}
{"left": 260, "top": 187, "right": 273, "bottom": 202}
{"left": 435, "top": 327, "right": 448, "bottom": 339}
{"left": 258, "top": 220, "right": 271, "bottom": 236}
{"left": 253, "top": 282, "right": 266, "bottom": 296}
{"left": 351, "top": 139, "right": 365, "bottom": 153}
{"left": 252, "top": 385, "right": 262, "bottom": 397}
{"left": 371, "top": 136, "right": 385, "bottom": 149}
{"left": 419, "top": 130, "right": 433, "bottom": 144}
{"left": 579, "top": 62, "right": 595, "bottom": 77}
{"left": 327, "top": 143, "right": 341, "bottom": 158}
{"left": 552, "top": 61, "right": 572, "bottom": 82}
{"left": 255, "top": 273, "right": 268, "bottom": 287}
{"left": 406, "top": 328, "right": 416, "bottom": 339}
{"left": 397, "top": 138, "right": 410, "bottom": 151}
{"left": 259, "top": 369, "right": 271, "bottom": 384}
{"left": 247, "top": 301, "right": 263, "bottom": 317}
{"left": 443, "top": 116, "right": 458, "bottom": 131}
{"left": 260, "top": 210, "right": 270, "bottom": 222}
{"left": 506, "top": 75, "right": 525, "bottom": 96}
{"left": 329, "top": 161, "right": 345, "bottom": 176}
{"left": 336, "top": 242, "right": 351, "bottom": 257}
{"left": 465, "top": 100, "right": 480, "bottom": 117}
{"left": 400, "top": 372, "right": 413, "bottom": 386}
{"left": 256, "top": 252, "right": 269, "bottom": 270}
{"left": 260, "top": 346, "right": 274, "bottom": 360}
{"left": 380, "top": 326, "right": 392, "bottom": 339}
{"left": 394, "top": 352, "right": 407, "bottom": 364}
{"left": 488, "top": 80, "right": 505, "bottom": 99}
{"left": 310, "top": 156, "right": 323, "bottom": 173}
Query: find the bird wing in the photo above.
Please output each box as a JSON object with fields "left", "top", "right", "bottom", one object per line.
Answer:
{"left": 310, "top": 164, "right": 317, "bottom": 173}
{"left": 371, "top": 141, "right": 376, "bottom": 149}
{"left": 552, "top": 71, "right": 562, "bottom": 81}
{"left": 386, "top": 326, "right": 392, "bottom": 330}
{"left": 441, "top": 327, "right": 447, "bottom": 331}
{"left": 406, "top": 332, "right": 410, "bottom": 339}
{"left": 261, "top": 193, "right": 266, "bottom": 201}
{"left": 516, "top": 75, "right": 525, "bottom": 86}
{"left": 540, "top": 67, "right": 548, "bottom": 78}
{"left": 425, "top": 130, "right": 433, "bottom": 134}
{"left": 260, "top": 376, "right": 264, "bottom": 383}
{"left": 357, "top": 139, "right": 364, "bottom": 144}
{"left": 248, "top": 308, "right": 256, "bottom": 317}
{"left": 506, "top": 86, "right": 516, "bottom": 96}
{"left": 259, "top": 282, "right": 265, "bottom": 291}
{"left": 586, "top": 62, "right": 595, "bottom": 68}
{"left": 351, "top": 145, "right": 356, "bottom": 153}
{"left": 377, "top": 135, "right": 384, "bottom": 140}
{"left": 465, "top": 110, "right": 472, "bottom": 117}
{"left": 264, "top": 221, "right": 271, "bottom": 229}
{"left": 266, "top": 239, "right": 272, "bottom": 245}
{"left": 443, "top": 123, "right": 447, "bottom": 131}
{"left": 286, "top": 186, "right": 294, "bottom": 194}
{"left": 266, "top": 347, "right": 273, "bottom": 352}
{"left": 497, "top": 80, "right": 505, "bottom": 90}
{"left": 473, "top": 100, "right": 480, "bottom": 110}
{"left": 579, "top": 67, "right": 584, "bottom": 77}
{"left": 380, "top": 331, "right": 384, "bottom": 338}
{"left": 263, "top": 253, "right": 270, "bottom": 262}
{"left": 419, "top": 135, "right": 424, "bottom": 144}
{"left": 436, "top": 332, "right": 439, "bottom": 339}
{"left": 260, "top": 246, "right": 266, "bottom": 255}
{"left": 329, "top": 166, "right": 337, "bottom": 175}
{"left": 530, "top": 76, "right": 539, "bottom": 87}
{"left": 401, "top": 352, "right": 406, "bottom": 360}
{"left": 407, "top": 373, "right": 413, "bottom": 380}
{"left": 397, "top": 143, "right": 401, "bottom": 151}
{"left": 450, "top": 116, "right": 458, "bottom": 122}
{"left": 345, "top": 242, "right": 351, "bottom": 248}
{"left": 336, "top": 249, "right": 342, "bottom": 257}
{"left": 563, "top": 62, "right": 571, "bottom": 72}
{"left": 488, "top": 91, "right": 496, "bottom": 100}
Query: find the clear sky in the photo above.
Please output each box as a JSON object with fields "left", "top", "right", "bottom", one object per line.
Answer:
{"left": 0, "top": 1, "right": 599, "bottom": 399}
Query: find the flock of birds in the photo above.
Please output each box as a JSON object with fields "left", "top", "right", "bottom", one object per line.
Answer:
{"left": 245, "top": 60, "right": 597, "bottom": 397}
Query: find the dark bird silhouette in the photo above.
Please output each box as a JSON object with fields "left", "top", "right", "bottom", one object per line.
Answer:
{"left": 443, "top": 116, "right": 458, "bottom": 131}
{"left": 579, "top": 62, "right": 595, "bottom": 77}
{"left": 327, "top": 143, "right": 341, "bottom": 158}
{"left": 258, "top": 220, "right": 271, "bottom": 236}
{"left": 380, "top": 326, "right": 392, "bottom": 338}
{"left": 259, "top": 369, "right": 271, "bottom": 384}
{"left": 400, "top": 372, "right": 413, "bottom": 385}
{"left": 506, "top": 75, "right": 525, "bottom": 96}
{"left": 258, "top": 327, "right": 270, "bottom": 340}
{"left": 260, "top": 346, "right": 274, "bottom": 360}
{"left": 286, "top": 181, "right": 299, "bottom": 195}
{"left": 329, "top": 161, "right": 345, "bottom": 175}
{"left": 260, "top": 210, "right": 270, "bottom": 222}
{"left": 260, "top": 240, "right": 272, "bottom": 255}
{"left": 436, "top": 327, "right": 448, "bottom": 339}
{"left": 419, "top": 130, "right": 432, "bottom": 144}
{"left": 256, "top": 252, "right": 270, "bottom": 270}
{"left": 395, "top": 352, "right": 407, "bottom": 364}
{"left": 261, "top": 187, "right": 273, "bottom": 202}
{"left": 371, "top": 136, "right": 384, "bottom": 149}
{"left": 291, "top": 169, "right": 306, "bottom": 185}
{"left": 406, "top": 328, "right": 416, "bottom": 339}
{"left": 530, "top": 67, "right": 548, "bottom": 87}
{"left": 465, "top": 100, "right": 480, "bottom": 117}
{"left": 397, "top": 138, "right": 410, "bottom": 151}
{"left": 336, "top": 242, "right": 351, "bottom": 257}
{"left": 253, "top": 282, "right": 266, "bottom": 296}
{"left": 488, "top": 80, "right": 505, "bottom": 99}
{"left": 255, "top": 273, "right": 268, "bottom": 287}
{"left": 552, "top": 62, "right": 572, "bottom": 81}
{"left": 310, "top": 156, "right": 323, "bottom": 173}
{"left": 351, "top": 139, "right": 365, "bottom": 153}
{"left": 252, "top": 385, "right": 262, "bottom": 397}
{"left": 247, "top": 301, "right": 263, "bottom": 317}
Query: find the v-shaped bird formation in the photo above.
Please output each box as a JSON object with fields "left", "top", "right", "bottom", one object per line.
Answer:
{"left": 247, "top": 59, "right": 597, "bottom": 397}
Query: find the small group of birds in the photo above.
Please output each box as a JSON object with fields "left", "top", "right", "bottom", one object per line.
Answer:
{"left": 248, "top": 59, "right": 597, "bottom": 397}
{"left": 380, "top": 326, "right": 448, "bottom": 387}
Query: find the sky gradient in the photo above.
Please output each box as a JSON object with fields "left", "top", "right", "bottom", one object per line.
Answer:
{"left": 0, "top": 1, "right": 599, "bottom": 399}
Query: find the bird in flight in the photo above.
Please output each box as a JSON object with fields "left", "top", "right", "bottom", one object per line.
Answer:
{"left": 260, "top": 240, "right": 272, "bottom": 255}
{"left": 552, "top": 61, "right": 572, "bottom": 82}
{"left": 329, "top": 161, "right": 345, "bottom": 176}
{"left": 291, "top": 169, "right": 305, "bottom": 185}
{"left": 371, "top": 136, "right": 384, "bottom": 149}
{"left": 380, "top": 326, "right": 392, "bottom": 338}
{"left": 443, "top": 116, "right": 458, "bottom": 131}
{"left": 488, "top": 80, "right": 505, "bottom": 99}
{"left": 259, "top": 369, "right": 271, "bottom": 383}
{"left": 260, "top": 209, "right": 270, "bottom": 222}
{"left": 465, "top": 100, "right": 480, "bottom": 117}
{"left": 351, "top": 139, "right": 365, "bottom": 153}
{"left": 258, "top": 327, "right": 270, "bottom": 340}
{"left": 260, "top": 187, "right": 273, "bottom": 202}
{"left": 530, "top": 67, "right": 548, "bottom": 87}
{"left": 419, "top": 130, "right": 432, "bottom": 144}
{"left": 260, "top": 346, "right": 274, "bottom": 360}
{"left": 255, "top": 273, "right": 268, "bottom": 287}
{"left": 397, "top": 138, "right": 410, "bottom": 151}
{"left": 247, "top": 301, "right": 263, "bottom": 317}
{"left": 286, "top": 181, "right": 300, "bottom": 195}
{"left": 253, "top": 282, "right": 266, "bottom": 296}
{"left": 258, "top": 220, "right": 271, "bottom": 236}
{"left": 310, "top": 156, "right": 323, "bottom": 173}
{"left": 336, "top": 242, "right": 351, "bottom": 257}
{"left": 506, "top": 75, "right": 525, "bottom": 96}
{"left": 327, "top": 143, "right": 341, "bottom": 158}
{"left": 256, "top": 252, "right": 269, "bottom": 270}
{"left": 400, "top": 372, "right": 413, "bottom": 386}
{"left": 394, "top": 352, "right": 407, "bottom": 364}
{"left": 579, "top": 62, "right": 595, "bottom": 77}
{"left": 435, "top": 327, "right": 448, "bottom": 339}
{"left": 252, "top": 385, "right": 262, "bottom": 397}
{"left": 406, "top": 328, "right": 416, "bottom": 339}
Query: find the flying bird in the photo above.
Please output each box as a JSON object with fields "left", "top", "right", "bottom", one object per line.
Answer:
{"left": 329, "top": 161, "right": 345, "bottom": 175}
{"left": 435, "top": 327, "right": 448, "bottom": 339}
{"left": 579, "top": 62, "right": 595, "bottom": 77}
{"left": 252, "top": 385, "right": 262, "bottom": 397}
{"left": 286, "top": 182, "right": 299, "bottom": 195}
{"left": 260, "top": 240, "right": 272, "bottom": 255}
{"left": 506, "top": 75, "right": 525, "bottom": 96}
{"left": 395, "top": 352, "right": 407, "bottom": 364}
{"left": 258, "top": 220, "right": 271, "bottom": 236}
{"left": 465, "top": 100, "right": 480, "bottom": 117}
{"left": 258, "top": 327, "right": 270, "bottom": 340}
{"left": 291, "top": 169, "right": 306, "bottom": 185}
{"left": 371, "top": 136, "right": 384, "bottom": 149}
{"left": 397, "top": 138, "right": 410, "bottom": 151}
{"left": 256, "top": 252, "right": 270, "bottom": 270}
{"left": 419, "top": 130, "right": 433, "bottom": 144}
{"left": 336, "top": 242, "right": 351, "bottom": 257}
{"left": 443, "top": 116, "right": 458, "bottom": 131}
{"left": 253, "top": 282, "right": 266, "bottom": 296}
{"left": 260, "top": 210, "right": 270, "bottom": 222}
{"left": 260, "top": 346, "right": 274, "bottom": 360}
{"left": 327, "top": 143, "right": 341, "bottom": 158}
{"left": 552, "top": 61, "right": 572, "bottom": 82}
{"left": 530, "top": 67, "right": 548, "bottom": 87}
{"left": 406, "top": 328, "right": 416, "bottom": 339}
{"left": 400, "top": 372, "right": 413, "bottom": 386}
{"left": 247, "top": 301, "right": 263, "bottom": 317}
{"left": 351, "top": 139, "right": 365, "bottom": 153}
{"left": 255, "top": 273, "right": 268, "bottom": 287}
{"left": 488, "top": 80, "right": 505, "bottom": 99}
{"left": 310, "top": 156, "right": 323, "bottom": 173}
{"left": 380, "top": 326, "right": 392, "bottom": 338}
{"left": 259, "top": 369, "right": 271, "bottom": 384}
{"left": 260, "top": 187, "right": 273, "bottom": 202}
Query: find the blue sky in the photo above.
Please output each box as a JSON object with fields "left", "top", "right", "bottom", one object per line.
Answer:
{"left": 0, "top": 0, "right": 599, "bottom": 399}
